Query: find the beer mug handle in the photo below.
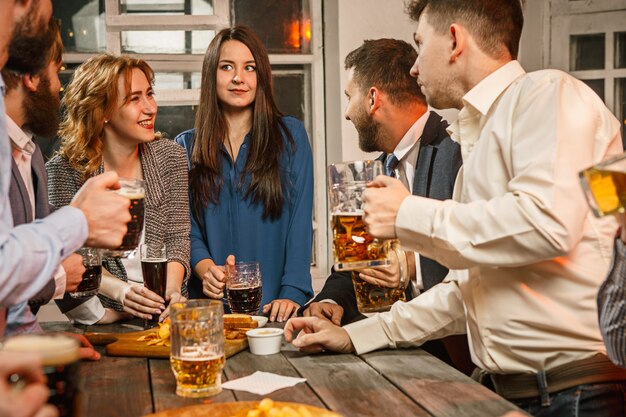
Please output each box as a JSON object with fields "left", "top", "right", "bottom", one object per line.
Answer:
{"left": 391, "top": 241, "right": 408, "bottom": 291}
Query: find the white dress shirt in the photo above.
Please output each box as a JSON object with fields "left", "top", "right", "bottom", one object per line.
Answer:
{"left": 7, "top": 116, "right": 66, "bottom": 299}
{"left": 345, "top": 61, "right": 622, "bottom": 374}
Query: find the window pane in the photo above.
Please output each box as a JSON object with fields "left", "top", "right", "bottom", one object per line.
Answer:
{"left": 582, "top": 79, "right": 605, "bottom": 102}
{"left": 122, "top": 30, "right": 214, "bottom": 54}
{"left": 617, "top": 78, "right": 626, "bottom": 149}
{"left": 273, "top": 69, "right": 306, "bottom": 121}
{"left": 53, "top": 0, "right": 106, "bottom": 53}
{"left": 120, "top": 0, "right": 214, "bottom": 14}
{"left": 616, "top": 32, "right": 626, "bottom": 69}
{"left": 156, "top": 106, "right": 197, "bottom": 139}
{"left": 154, "top": 72, "right": 201, "bottom": 90}
{"left": 233, "top": 0, "right": 311, "bottom": 54}
{"left": 570, "top": 33, "right": 605, "bottom": 71}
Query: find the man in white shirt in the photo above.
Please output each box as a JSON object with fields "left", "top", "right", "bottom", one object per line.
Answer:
{"left": 286, "top": 1, "right": 625, "bottom": 415}
{"left": 3, "top": 19, "right": 85, "bottom": 335}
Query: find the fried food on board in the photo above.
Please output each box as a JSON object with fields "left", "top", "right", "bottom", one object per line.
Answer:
{"left": 232, "top": 398, "right": 342, "bottom": 417}
{"left": 135, "top": 316, "right": 251, "bottom": 346}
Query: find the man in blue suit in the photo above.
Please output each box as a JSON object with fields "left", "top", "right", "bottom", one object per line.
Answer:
{"left": 300, "top": 39, "right": 470, "bottom": 373}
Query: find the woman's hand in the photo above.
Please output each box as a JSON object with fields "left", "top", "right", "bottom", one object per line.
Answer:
{"left": 262, "top": 299, "right": 300, "bottom": 322}
{"left": 122, "top": 284, "right": 165, "bottom": 320}
{"left": 160, "top": 291, "right": 187, "bottom": 322}
{"left": 201, "top": 255, "right": 235, "bottom": 299}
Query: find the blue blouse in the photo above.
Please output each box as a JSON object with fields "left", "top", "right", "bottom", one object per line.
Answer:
{"left": 175, "top": 116, "right": 314, "bottom": 310}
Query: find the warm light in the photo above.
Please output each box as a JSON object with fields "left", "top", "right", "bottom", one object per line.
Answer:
{"left": 285, "top": 18, "right": 311, "bottom": 50}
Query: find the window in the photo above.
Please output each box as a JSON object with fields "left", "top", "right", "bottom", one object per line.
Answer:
{"left": 52, "top": 0, "right": 328, "bottom": 284}
{"left": 550, "top": 1, "right": 626, "bottom": 147}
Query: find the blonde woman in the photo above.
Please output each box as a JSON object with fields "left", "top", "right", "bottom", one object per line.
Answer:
{"left": 47, "top": 54, "right": 190, "bottom": 324}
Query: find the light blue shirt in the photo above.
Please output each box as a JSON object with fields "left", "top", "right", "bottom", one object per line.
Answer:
{"left": 0, "top": 75, "right": 88, "bottom": 307}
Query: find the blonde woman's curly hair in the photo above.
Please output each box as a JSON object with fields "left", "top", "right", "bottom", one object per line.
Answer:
{"left": 58, "top": 54, "right": 155, "bottom": 179}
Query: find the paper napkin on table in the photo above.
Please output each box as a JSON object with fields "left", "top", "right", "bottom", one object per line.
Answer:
{"left": 222, "top": 371, "right": 306, "bottom": 395}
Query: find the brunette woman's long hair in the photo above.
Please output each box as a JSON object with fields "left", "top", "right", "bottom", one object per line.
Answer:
{"left": 190, "top": 25, "right": 294, "bottom": 222}
{"left": 57, "top": 54, "right": 155, "bottom": 179}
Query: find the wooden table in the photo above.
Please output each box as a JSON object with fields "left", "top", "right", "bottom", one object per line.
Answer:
{"left": 43, "top": 321, "right": 524, "bottom": 417}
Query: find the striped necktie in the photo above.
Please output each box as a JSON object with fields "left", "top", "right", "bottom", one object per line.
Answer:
{"left": 384, "top": 153, "right": 399, "bottom": 177}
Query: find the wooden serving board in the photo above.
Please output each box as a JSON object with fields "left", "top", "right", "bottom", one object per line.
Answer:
{"left": 144, "top": 401, "right": 343, "bottom": 417}
{"left": 84, "top": 329, "right": 248, "bottom": 359}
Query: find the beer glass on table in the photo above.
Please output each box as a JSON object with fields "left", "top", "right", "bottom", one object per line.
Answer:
{"left": 328, "top": 160, "right": 407, "bottom": 313}
{"left": 140, "top": 243, "right": 167, "bottom": 326}
{"left": 580, "top": 152, "right": 626, "bottom": 217}
{"left": 101, "top": 178, "right": 145, "bottom": 258}
{"left": 70, "top": 247, "right": 102, "bottom": 298}
{"left": 226, "top": 261, "right": 262, "bottom": 314}
{"left": 170, "top": 300, "right": 224, "bottom": 398}
{"left": 2, "top": 334, "right": 81, "bottom": 417}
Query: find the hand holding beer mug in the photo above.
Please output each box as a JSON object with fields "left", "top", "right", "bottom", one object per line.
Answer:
{"left": 170, "top": 300, "right": 224, "bottom": 398}
{"left": 226, "top": 262, "right": 262, "bottom": 314}
{"left": 140, "top": 243, "right": 168, "bottom": 326}
{"left": 100, "top": 178, "right": 146, "bottom": 258}
{"left": 69, "top": 248, "right": 102, "bottom": 298}
{"left": 580, "top": 152, "right": 626, "bottom": 217}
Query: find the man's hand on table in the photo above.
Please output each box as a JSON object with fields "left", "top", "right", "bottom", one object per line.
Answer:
{"left": 284, "top": 317, "right": 354, "bottom": 354}
{"left": 362, "top": 175, "right": 410, "bottom": 239}
{"left": 262, "top": 299, "right": 299, "bottom": 323}
{"left": 302, "top": 302, "right": 343, "bottom": 326}
{"left": 63, "top": 333, "right": 100, "bottom": 361}
{"left": 0, "top": 351, "right": 59, "bottom": 417}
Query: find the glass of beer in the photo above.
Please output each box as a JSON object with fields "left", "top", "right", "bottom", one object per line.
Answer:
{"left": 225, "top": 261, "right": 262, "bottom": 314}
{"left": 328, "top": 160, "right": 395, "bottom": 270}
{"left": 170, "top": 300, "right": 224, "bottom": 398}
{"left": 2, "top": 334, "right": 81, "bottom": 417}
{"left": 101, "top": 178, "right": 145, "bottom": 258}
{"left": 352, "top": 242, "right": 407, "bottom": 313}
{"left": 69, "top": 247, "right": 102, "bottom": 298}
{"left": 580, "top": 152, "right": 626, "bottom": 217}
{"left": 140, "top": 243, "right": 168, "bottom": 326}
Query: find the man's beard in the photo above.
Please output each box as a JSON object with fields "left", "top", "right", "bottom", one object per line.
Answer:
{"left": 354, "top": 110, "right": 382, "bottom": 153}
{"left": 23, "top": 75, "right": 60, "bottom": 138}
{"left": 6, "top": 2, "right": 52, "bottom": 74}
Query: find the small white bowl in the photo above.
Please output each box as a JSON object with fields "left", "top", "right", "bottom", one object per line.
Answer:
{"left": 246, "top": 328, "right": 284, "bottom": 355}
{"left": 251, "top": 315, "right": 268, "bottom": 328}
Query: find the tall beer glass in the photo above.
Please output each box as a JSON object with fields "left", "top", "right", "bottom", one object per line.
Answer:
{"left": 3, "top": 334, "right": 81, "bottom": 417}
{"left": 580, "top": 152, "right": 626, "bottom": 217}
{"left": 328, "top": 160, "right": 394, "bottom": 270}
{"left": 140, "top": 243, "right": 167, "bottom": 326}
{"left": 101, "top": 178, "right": 145, "bottom": 257}
{"left": 170, "top": 300, "right": 224, "bottom": 398}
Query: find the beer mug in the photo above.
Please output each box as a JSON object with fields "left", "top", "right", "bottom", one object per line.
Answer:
{"left": 70, "top": 247, "right": 102, "bottom": 298}
{"left": 3, "top": 334, "right": 81, "bottom": 417}
{"left": 352, "top": 242, "right": 408, "bottom": 313}
{"left": 140, "top": 243, "right": 168, "bottom": 326}
{"left": 101, "top": 178, "right": 145, "bottom": 257}
{"left": 170, "top": 300, "right": 224, "bottom": 398}
{"left": 328, "top": 160, "right": 395, "bottom": 270}
{"left": 580, "top": 152, "right": 626, "bottom": 217}
{"left": 225, "top": 261, "right": 262, "bottom": 314}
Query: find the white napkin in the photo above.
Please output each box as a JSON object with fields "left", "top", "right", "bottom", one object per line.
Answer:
{"left": 222, "top": 371, "right": 306, "bottom": 395}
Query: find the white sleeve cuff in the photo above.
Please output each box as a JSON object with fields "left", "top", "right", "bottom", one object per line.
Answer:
{"left": 64, "top": 296, "right": 105, "bottom": 325}
{"left": 52, "top": 266, "right": 66, "bottom": 299}
{"left": 412, "top": 252, "right": 423, "bottom": 290}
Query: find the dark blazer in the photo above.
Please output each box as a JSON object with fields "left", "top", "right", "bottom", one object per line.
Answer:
{"left": 305, "top": 112, "right": 461, "bottom": 322}
{"left": 9, "top": 144, "right": 56, "bottom": 312}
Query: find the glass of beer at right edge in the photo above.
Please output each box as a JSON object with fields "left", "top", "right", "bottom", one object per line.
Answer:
{"left": 170, "top": 300, "right": 224, "bottom": 398}
{"left": 101, "top": 178, "right": 146, "bottom": 258}
{"left": 580, "top": 152, "right": 626, "bottom": 217}
{"left": 328, "top": 160, "right": 395, "bottom": 270}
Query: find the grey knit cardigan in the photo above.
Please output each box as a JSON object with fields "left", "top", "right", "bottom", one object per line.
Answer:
{"left": 46, "top": 138, "right": 191, "bottom": 312}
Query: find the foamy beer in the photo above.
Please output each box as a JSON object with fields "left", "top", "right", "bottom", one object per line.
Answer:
{"left": 352, "top": 242, "right": 407, "bottom": 313}
{"left": 580, "top": 152, "right": 626, "bottom": 217}
{"left": 3, "top": 334, "right": 81, "bottom": 417}
{"left": 170, "top": 300, "right": 224, "bottom": 398}
{"left": 328, "top": 160, "right": 394, "bottom": 270}
{"left": 102, "top": 178, "right": 145, "bottom": 257}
